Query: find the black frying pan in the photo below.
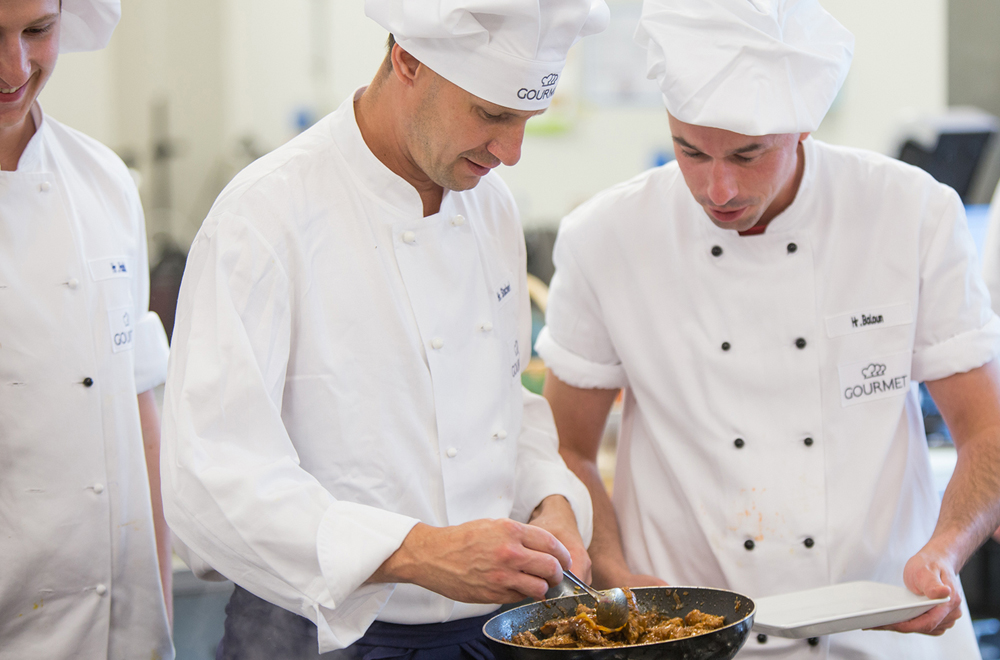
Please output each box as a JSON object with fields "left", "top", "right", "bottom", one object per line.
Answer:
{"left": 483, "top": 586, "right": 754, "bottom": 660}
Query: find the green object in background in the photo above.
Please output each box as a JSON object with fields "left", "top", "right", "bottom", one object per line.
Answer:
{"left": 522, "top": 369, "right": 545, "bottom": 395}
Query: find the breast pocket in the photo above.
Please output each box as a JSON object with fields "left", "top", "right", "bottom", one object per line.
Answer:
{"left": 828, "top": 302, "right": 916, "bottom": 407}
{"left": 90, "top": 256, "right": 136, "bottom": 352}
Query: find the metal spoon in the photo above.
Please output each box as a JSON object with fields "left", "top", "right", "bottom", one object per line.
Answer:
{"left": 561, "top": 568, "right": 629, "bottom": 630}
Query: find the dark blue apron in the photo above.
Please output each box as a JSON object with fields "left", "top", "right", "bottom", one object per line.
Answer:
{"left": 217, "top": 585, "right": 496, "bottom": 660}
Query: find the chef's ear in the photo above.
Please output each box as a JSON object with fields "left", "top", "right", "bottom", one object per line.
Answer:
{"left": 390, "top": 44, "right": 423, "bottom": 88}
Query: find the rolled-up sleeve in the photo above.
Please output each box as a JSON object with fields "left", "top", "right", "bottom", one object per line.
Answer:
{"left": 134, "top": 311, "right": 169, "bottom": 393}
{"left": 161, "top": 214, "right": 419, "bottom": 652}
{"left": 912, "top": 188, "right": 1000, "bottom": 383}
{"left": 535, "top": 225, "right": 628, "bottom": 390}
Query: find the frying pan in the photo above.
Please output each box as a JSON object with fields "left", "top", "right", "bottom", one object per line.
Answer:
{"left": 483, "top": 586, "right": 754, "bottom": 660}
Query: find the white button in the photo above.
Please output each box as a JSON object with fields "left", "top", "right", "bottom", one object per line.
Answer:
{"left": 450, "top": 214, "right": 465, "bottom": 227}
{"left": 93, "top": 483, "right": 104, "bottom": 494}
{"left": 494, "top": 429, "right": 508, "bottom": 440}
{"left": 67, "top": 278, "right": 79, "bottom": 289}
{"left": 402, "top": 231, "right": 416, "bottom": 244}
{"left": 95, "top": 584, "right": 107, "bottom": 596}
{"left": 480, "top": 321, "right": 493, "bottom": 332}
{"left": 431, "top": 338, "right": 444, "bottom": 350}
{"left": 446, "top": 447, "right": 458, "bottom": 458}
{"left": 39, "top": 181, "right": 51, "bottom": 192}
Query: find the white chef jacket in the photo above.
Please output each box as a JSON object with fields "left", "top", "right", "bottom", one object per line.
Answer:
{"left": 161, "top": 88, "right": 592, "bottom": 654}
{"left": 536, "top": 137, "right": 995, "bottom": 659}
{"left": 0, "top": 105, "right": 172, "bottom": 660}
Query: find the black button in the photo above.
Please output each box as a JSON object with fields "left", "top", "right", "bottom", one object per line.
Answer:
{"left": 787, "top": 242, "right": 798, "bottom": 253}
{"left": 82, "top": 377, "right": 94, "bottom": 387}
{"left": 721, "top": 342, "right": 731, "bottom": 351}
{"left": 711, "top": 245, "right": 723, "bottom": 257}
{"left": 795, "top": 337, "right": 807, "bottom": 349}
{"left": 757, "top": 633, "right": 768, "bottom": 644}
{"left": 744, "top": 539, "right": 755, "bottom": 551}
{"left": 804, "top": 437, "right": 814, "bottom": 446}
{"left": 804, "top": 537, "right": 815, "bottom": 548}
{"left": 808, "top": 637, "right": 820, "bottom": 646}
{"left": 734, "top": 438, "right": 745, "bottom": 449}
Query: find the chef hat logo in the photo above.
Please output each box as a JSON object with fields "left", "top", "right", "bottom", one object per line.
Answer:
{"left": 365, "top": 0, "right": 609, "bottom": 111}
{"left": 861, "top": 363, "right": 886, "bottom": 379}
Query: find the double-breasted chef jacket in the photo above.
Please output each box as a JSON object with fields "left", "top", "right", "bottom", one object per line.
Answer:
{"left": 161, "top": 88, "right": 593, "bottom": 654}
{"left": 0, "top": 105, "right": 173, "bottom": 660}
{"left": 536, "top": 137, "right": 995, "bottom": 659}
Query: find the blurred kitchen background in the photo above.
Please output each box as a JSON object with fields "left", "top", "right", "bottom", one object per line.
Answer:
{"left": 39, "top": 0, "right": 1000, "bottom": 657}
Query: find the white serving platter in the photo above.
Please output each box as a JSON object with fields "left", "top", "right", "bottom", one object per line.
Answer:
{"left": 751, "top": 581, "right": 950, "bottom": 639}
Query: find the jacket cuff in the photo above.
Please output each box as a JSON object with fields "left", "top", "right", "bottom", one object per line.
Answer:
{"left": 535, "top": 327, "right": 627, "bottom": 390}
{"left": 134, "top": 311, "right": 170, "bottom": 393}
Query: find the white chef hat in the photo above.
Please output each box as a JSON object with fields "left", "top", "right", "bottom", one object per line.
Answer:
{"left": 365, "top": 0, "right": 610, "bottom": 111}
{"left": 60, "top": 0, "right": 121, "bottom": 53}
{"left": 636, "top": 0, "right": 854, "bottom": 135}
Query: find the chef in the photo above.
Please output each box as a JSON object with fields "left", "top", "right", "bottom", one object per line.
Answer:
{"left": 160, "top": 1, "right": 607, "bottom": 658}
{"left": 536, "top": 0, "right": 1000, "bottom": 657}
{"left": 0, "top": 1, "right": 173, "bottom": 659}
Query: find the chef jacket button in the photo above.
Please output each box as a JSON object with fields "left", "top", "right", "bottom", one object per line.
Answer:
{"left": 450, "top": 214, "right": 465, "bottom": 227}
{"left": 93, "top": 483, "right": 104, "bottom": 494}
{"left": 402, "top": 231, "right": 416, "bottom": 244}
{"left": 95, "top": 584, "right": 107, "bottom": 596}
{"left": 795, "top": 337, "right": 807, "bottom": 349}
{"left": 431, "top": 338, "right": 444, "bottom": 350}
{"left": 39, "top": 181, "right": 51, "bottom": 192}
{"left": 804, "top": 437, "right": 814, "bottom": 447}
{"left": 787, "top": 242, "right": 798, "bottom": 253}
{"left": 493, "top": 429, "right": 508, "bottom": 440}
{"left": 711, "top": 245, "right": 723, "bottom": 257}
{"left": 446, "top": 447, "right": 458, "bottom": 458}
{"left": 734, "top": 438, "right": 745, "bottom": 449}
{"left": 67, "top": 278, "right": 79, "bottom": 289}
{"left": 807, "top": 637, "right": 820, "bottom": 646}
{"left": 82, "top": 377, "right": 94, "bottom": 387}
{"left": 804, "top": 537, "right": 815, "bottom": 548}
{"left": 757, "top": 633, "right": 767, "bottom": 644}
{"left": 744, "top": 539, "right": 755, "bottom": 551}
{"left": 480, "top": 321, "right": 493, "bottom": 332}
{"left": 721, "top": 342, "right": 731, "bottom": 351}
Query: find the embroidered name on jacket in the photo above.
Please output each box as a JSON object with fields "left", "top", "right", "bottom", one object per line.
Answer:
{"left": 826, "top": 302, "right": 913, "bottom": 338}
{"left": 89, "top": 256, "right": 135, "bottom": 282}
{"left": 838, "top": 352, "right": 910, "bottom": 407}
{"left": 497, "top": 282, "right": 512, "bottom": 303}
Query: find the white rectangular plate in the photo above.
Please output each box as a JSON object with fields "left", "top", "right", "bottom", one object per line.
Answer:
{"left": 751, "top": 581, "right": 949, "bottom": 639}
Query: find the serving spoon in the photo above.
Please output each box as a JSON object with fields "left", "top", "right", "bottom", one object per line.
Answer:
{"left": 561, "top": 568, "right": 629, "bottom": 630}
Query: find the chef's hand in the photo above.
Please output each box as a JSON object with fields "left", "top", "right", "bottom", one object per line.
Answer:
{"left": 875, "top": 549, "right": 962, "bottom": 635}
{"left": 528, "top": 495, "right": 592, "bottom": 584}
{"left": 369, "top": 518, "right": 571, "bottom": 603}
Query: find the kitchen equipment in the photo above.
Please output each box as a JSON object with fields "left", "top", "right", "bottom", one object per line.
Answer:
{"left": 561, "top": 569, "right": 629, "bottom": 630}
{"left": 484, "top": 586, "right": 754, "bottom": 660}
{"left": 751, "top": 581, "right": 950, "bottom": 639}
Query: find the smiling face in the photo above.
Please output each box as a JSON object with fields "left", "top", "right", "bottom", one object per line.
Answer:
{"left": 668, "top": 113, "right": 809, "bottom": 233}
{"left": 405, "top": 67, "right": 543, "bottom": 192}
{"left": 0, "top": 0, "right": 59, "bottom": 139}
